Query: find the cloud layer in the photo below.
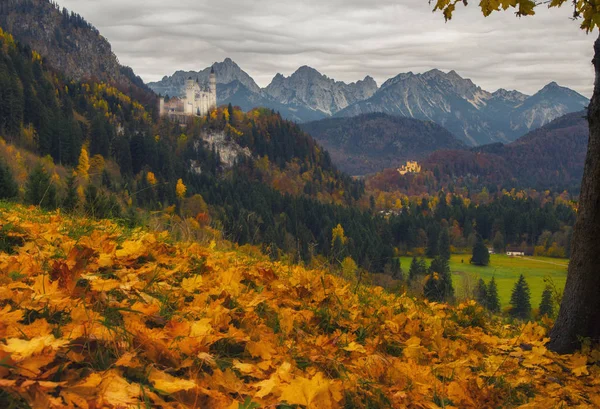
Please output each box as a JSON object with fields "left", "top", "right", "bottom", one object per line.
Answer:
{"left": 55, "top": 0, "right": 595, "bottom": 97}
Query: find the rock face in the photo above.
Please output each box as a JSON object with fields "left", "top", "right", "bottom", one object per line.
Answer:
{"left": 336, "top": 70, "right": 589, "bottom": 146}
{"left": 148, "top": 58, "right": 262, "bottom": 97}
{"left": 301, "top": 113, "right": 465, "bottom": 176}
{"left": 0, "top": 0, "right": 147, "bottom": 93}
{"left": 264, "top": 66, "right": 378, "bottom": 116}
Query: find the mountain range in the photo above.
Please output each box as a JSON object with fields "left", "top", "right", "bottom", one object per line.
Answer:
{"left": 148, "top": 60, "right": 589, "bottom": 146}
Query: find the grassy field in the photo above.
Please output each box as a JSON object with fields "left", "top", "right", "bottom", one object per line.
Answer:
{"left": 399, "top": 254, "right": 568, "bottom": 308}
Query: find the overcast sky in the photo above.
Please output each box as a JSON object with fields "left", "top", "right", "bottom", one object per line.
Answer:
{"left": 54, "top": 0, "right": 594, "bottom": 97}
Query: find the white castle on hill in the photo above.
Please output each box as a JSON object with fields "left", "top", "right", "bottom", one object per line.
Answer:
{"left": 159, "top": 67, "right": 217, "bottom": 118}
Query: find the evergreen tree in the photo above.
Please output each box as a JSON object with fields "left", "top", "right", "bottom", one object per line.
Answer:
{"left": 492, "top": 231, "right": 505, "bottom": 254}
{"left": 438, "top": 228, "right": 451, "bottom": 261}
{"left": 408, "top": 257, "right": 427, "bottom": 281}
{"left": 539, "top": 285, "right": 555, "bottom": 318}
{"left": 390, "top": 258, "right": 403, "bottom": 280}
{"left": 62, "top": 173, "right": 78, "bottom": 212}
{"left": 0, "top": 159, "right": 18, "bottom": 200}
{"left": 474, "top": 278, "right": 488, "bottom": 307}
{"left": 510, "top": 275, "right": 532, "bottom": 320}
{"left": 24, "top": 164, "right": 57, "bottom": 210}
{"left": 84, "top": 184, "right": 121, "bottom": 219}
{"left": 486, "top": 277, "right": 501, "bottom": 313}
{"left": 471, "top": 234, "right": 490, "bottom": 266}
{"left": 424, "top": 256, "right": 454, "bottom": 302}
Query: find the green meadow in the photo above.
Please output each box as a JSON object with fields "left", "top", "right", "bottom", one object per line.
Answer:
{"left": 399, "top": 254, "right": 568, "bottom": 308}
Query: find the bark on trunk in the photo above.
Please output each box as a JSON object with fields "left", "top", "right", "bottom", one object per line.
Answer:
{"left": 548, "top": 34, "right": 600, "bottom": 354}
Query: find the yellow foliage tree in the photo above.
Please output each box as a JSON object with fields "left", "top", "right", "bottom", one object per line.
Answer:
{"left": 176, "top": 179, "right": 187, "bottom": 199}
{"left": 89, "top": 155, "right": 105, "bottom": 179}
{"left": 146, "top": 172, "right": 157, "bottom": 186}
{"left": 77, "top": 147, "right": 90, "bottom": 181}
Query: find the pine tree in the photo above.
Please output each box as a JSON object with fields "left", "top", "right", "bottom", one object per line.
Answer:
{"left": 24, "top": 164, "right": 57, "bottom": 210}
{"left": 408, "top": 257, "right": 426, "bottom": 281}
{"left": 539, "top": 285, "right": 555, "bottom": 318}
{"left": 510, "top": 275, "right": 532, "bottom": 320}
{"left": 0, "top": 159, "right": 18, "bottom": 200}
{"left": 438, "top": 228, "right": 451, "bottom": 261}
{"left": 390, "top": 258, "right": 402, "bottom": 280}
{"left": 471, "top": 234, "right": 490, "bottom": 266}
{"left": 486, "top": 277, "right": 501, "bottom": 313}
{"left": 424, "top": 256, "right": 454, "bottom": 302}
{"left": 474, "top": 278, "right": 488, "bottom": 307}
{"left": 62, "top": 173, "right": 78, "bottom": 212}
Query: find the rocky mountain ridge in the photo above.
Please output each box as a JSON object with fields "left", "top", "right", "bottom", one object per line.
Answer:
{"left": 0, "top": 0, "right": 151, "bottom": 98}
{"left": 149, "top": 60, "right": 588, "bottom": 146}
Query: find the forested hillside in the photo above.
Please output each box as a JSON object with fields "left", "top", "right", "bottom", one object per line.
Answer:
{"left": 0, "top": 0, "right": 153, "bottom": 103}
{"left": 366, "top": 111, "right": 588, "bottom": 197}
{"left": 301, "top": 113, "right": 465, "bottom": 175}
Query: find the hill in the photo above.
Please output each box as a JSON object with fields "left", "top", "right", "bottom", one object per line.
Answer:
{"left": 367, "top": 111, "right": 588, "bottom": 195}
{"left": 0, "top": 0, "right": 154, "bottom": 103}
{"left": 425, "top": 111, "right": 588, "bottom": 191}
{"left": 301, "top": 113, "right": 466, "bottom": 175}
{"left": 0, "top": 203, "right": 598, "bottom": 408}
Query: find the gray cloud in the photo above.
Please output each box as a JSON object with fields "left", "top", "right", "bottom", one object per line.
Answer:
{"left": 55, "top": 0, "right": 595, "bottom": 97}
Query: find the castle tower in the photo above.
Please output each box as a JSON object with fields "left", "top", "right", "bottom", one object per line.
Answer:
{"left": 185, "top": 77, "right": 195, "bottom": 115}
{"left": 209, "top": 66, "right": 217, "bottom": 110}
{"left": 159, "top": 97, "right": 165, "bottom": 116}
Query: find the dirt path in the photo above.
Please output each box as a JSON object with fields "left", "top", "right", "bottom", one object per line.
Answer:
{"left": 521, "top": 257, "right": 568, "bottom": 268}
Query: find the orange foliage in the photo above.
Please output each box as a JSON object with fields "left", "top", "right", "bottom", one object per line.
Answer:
{"left": 0, "top": 205, "right": 598, "bottom": 408}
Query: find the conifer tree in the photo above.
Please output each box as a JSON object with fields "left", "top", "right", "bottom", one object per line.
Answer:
{"left": 474, "top": 278, "right": 488, "bottom": 307}
{"left": 408, "top": 256, "right": 427, "bottom": 281}
{"left": 24, "top": 164, "right": 57, "bottom": 210}
{"left": 62, "top": 173, "right": 78, "bottom": 212}
{"left": 539, "top": 285, "right": 555, "bottom": 318}
{"left": 510, "top": 275, "right": 532, "bottom": 320}
{"left": 438, "top": 228, "right": 451, "bottom": 261}
{"left": 486, "top": 277, "right": 501, "bottom": 313}
{"left": 390, "top": 258, "right": 402, "bottom": 280}
{"left": 0, "top": 159, "right": 18, "bottom": 200}
{"left": 471, "top": 234, "right": 490, "bottom": 266}
{"left": 424, "top": 256, "right": 454, "bottom": 302}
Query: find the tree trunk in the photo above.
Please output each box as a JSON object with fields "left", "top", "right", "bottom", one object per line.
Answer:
{"left": 548, "top": 34, "right": 600, "bottom": 354}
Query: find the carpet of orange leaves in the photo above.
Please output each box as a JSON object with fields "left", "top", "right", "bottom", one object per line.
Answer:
{"left": 0, "top": 204, "right": 599, "bottom": 409}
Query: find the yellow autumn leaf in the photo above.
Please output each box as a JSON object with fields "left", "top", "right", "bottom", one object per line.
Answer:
{"left": 149, "top": 368, "right": 197, "bottom": 393}
{"left": 1, "top": 335, "right": 68, "bottom": 359}
{"left": 254, "top": 376, "right": 279, "bottom": 398}
{"left": 98, "top": 370, "right": 142, "bottom": 407}
{"left": 570, "top": 353, "right": 589, "bottom": 377}
{"left": 90, "top": 278, "right": 121, "bottom": 292}
{"left": 247, "top": 340, "right": 276, "bottom": 360}
{"left": 190, "top": 318, "right": 213, "bottom": 337}
{"left": 343, "top": 342, "right": 366, "bottom": 353}
{"left": 181, "top": 275, "right": 203, "bottom": 293}
{"left": 280, "top": 372, "right": 332, "bottom": 407}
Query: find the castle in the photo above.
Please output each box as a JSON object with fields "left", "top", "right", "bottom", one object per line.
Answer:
{"left": 398, "top": 161, "right": 421, "bottom": 176}
{"left": 159, "top": 67, "right": 217, "bottom": 118}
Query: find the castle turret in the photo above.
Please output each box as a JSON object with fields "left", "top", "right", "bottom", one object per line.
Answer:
{"left": 185, "top": 77, "right": 195, "bottom": 115}
{"left": 209, "top": 66, "right": 217, "bottom": 110}
{"left": 159, "top": 97, "right": 165, "bottom": 116}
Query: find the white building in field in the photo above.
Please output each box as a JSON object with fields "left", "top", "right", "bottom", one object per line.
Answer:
{"left": 159, "top": 67, "right": 217, "bottom": 118}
